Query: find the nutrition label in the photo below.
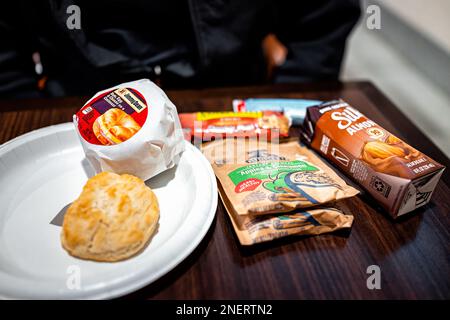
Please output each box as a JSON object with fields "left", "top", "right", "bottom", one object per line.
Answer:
{"left": 350, "top": 159, "right": 369, "bottom": 182}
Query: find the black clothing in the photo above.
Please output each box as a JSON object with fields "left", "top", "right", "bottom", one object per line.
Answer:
{"left": 0, "top": 0, "right": 360, "bottom": 98}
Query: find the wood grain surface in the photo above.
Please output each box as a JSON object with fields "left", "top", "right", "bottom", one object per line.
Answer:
{"left": 0, "top": 82, "right": 448, "bottom": 299}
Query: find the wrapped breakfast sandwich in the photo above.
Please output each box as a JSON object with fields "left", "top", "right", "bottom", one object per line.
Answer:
{"left": 301, "top": 100, "right": 445, "bottom": 218}
{"left": 201, "top": 139, "right": 359, "bottom": 216}
{"left": 73, "top": 79, "right": 185, "bottom": 180}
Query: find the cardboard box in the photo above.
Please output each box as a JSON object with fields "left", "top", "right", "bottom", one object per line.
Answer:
{"left": 301, "top": 100, "right": 445, "bottom": 218}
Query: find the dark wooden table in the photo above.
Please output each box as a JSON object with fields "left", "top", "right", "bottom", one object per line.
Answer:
{"left": 1, "top": 82, "right": 449, "bottom": 299}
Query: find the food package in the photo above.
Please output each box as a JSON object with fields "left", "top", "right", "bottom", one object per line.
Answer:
{"left": 179, "top": 111, "right": 290, "bottom": 141}
{"left": 73, "top": 79, "right": 185, "bottom": 180}
{"left": 219, "top": 183, "right": 354, "bottom": 245}
{"left": 233, "top": 98, "right": 322, "bottom": 125}
{"left": 301, "top": 100, "right": 445, "bottom": 218}
{"left": 201, "top": 139, "right": 359, "bottom": 215}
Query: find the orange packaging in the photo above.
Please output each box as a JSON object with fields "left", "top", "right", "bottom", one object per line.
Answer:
{"left": 301, "top": 100, "right": 445, "bottom": 218}
{"left": 179, "top": 111, "right": 290, "bottom": 141}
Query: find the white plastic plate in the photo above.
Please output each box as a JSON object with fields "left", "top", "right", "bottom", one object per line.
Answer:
{"left": 0, "top": 123, "right": 217, "bottom": 299}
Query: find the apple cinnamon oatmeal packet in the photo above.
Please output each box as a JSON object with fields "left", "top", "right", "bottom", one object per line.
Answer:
{"left": 201, "top": 139, "right": 359, "bottom": 216}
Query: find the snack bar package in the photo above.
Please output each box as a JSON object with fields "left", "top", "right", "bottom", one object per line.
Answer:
{"left": 219, "top": 184, "right": 354, "bottom": 245}
{"left": 233, "top": 98, "right": 322, "bottom": 125}
{"left": 179, "top": 111, "right": 290, "bottom": 141}
{"left": 73, "top": 79, "right": 185, "bottom": 181}
{"left": 201, "top": 139, "right": 359, "bottom": 216}
{"left": 301, "top": 100, "right": 445, "bottom": 218}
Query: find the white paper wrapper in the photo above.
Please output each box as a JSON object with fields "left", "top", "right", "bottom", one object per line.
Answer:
{"left": 73, "top": 79, "right": 185, "bottom": 180}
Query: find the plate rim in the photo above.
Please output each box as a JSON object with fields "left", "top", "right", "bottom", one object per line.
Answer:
{"left": 0, "top": 123, "right": 218, "bottom": 299}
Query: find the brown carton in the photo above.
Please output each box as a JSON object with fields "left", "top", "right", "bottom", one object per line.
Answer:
{"left": 301, "top": 100, "right": 445, "bottom": 218}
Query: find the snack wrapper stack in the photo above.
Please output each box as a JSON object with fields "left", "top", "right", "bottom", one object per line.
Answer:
{"left": 201, "top": 139, "right": 359, "bottom": 245}
{"left": 73, "top": 79, "right": 185, "bottom": 181}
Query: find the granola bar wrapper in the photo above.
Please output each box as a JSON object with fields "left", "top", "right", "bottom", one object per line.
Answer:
{"left": 301, "top": 100, "right": 445, "bottom": 218}
{"left": 232, "top": 98, "right": 322, "bottom": 125}
{"left": 179, "top": 111, "right": 290, "bottom": 141}
{"left": 73, "top": 79, "right": 185, "bottom": 181}
{"left": 201, "top": 139, "right": 359, "bottom": 216}
{"left": 219, "top": 184, "right": 354, "bottom": 245}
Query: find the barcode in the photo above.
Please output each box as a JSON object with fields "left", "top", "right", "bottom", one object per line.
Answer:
{"left": 320, "top": 135, "right": 330, "bottom": 154}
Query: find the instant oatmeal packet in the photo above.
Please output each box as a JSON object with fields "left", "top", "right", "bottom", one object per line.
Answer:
{"left": 201, "top": 139, "right": 359, "bottom": 215}
{"left": 219, "top": 184, "right": 354, "bottom": 245}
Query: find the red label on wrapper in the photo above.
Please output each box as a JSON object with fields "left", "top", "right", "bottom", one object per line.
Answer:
{"left": 235, "top": 178, "right": 262, "bottom": 193}
{"left": 75, "top": 88, "right": 148, "bottom": 145}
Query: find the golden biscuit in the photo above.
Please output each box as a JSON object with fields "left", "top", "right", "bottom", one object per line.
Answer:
{"left": 61, "top": 172, "right": 159, "bottom": 262}
{"left": 93, "top": 108, "right": 141, "bottom": 145}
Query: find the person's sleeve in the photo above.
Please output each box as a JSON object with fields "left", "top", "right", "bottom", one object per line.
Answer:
{"left": 273, "top": 0, "right": 361, "bottom": 83}
{"left": 0, "top": 3, "right": 39, "bottom": 99}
